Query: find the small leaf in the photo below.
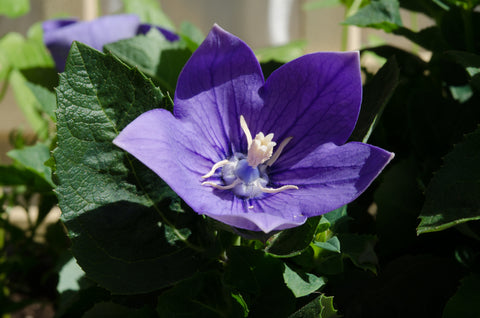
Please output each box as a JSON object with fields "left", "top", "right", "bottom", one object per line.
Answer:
{"left": 283, "top": 264, "right": 327, "bottom": 298}
{"left": 121, "top": 0, "right": 175, "bottom": 30}
{"left": 225, "top": 247, "right": 295, "bottom": 317}
{"left": 338, "top": 233, "right": 378, "bottom": 273}
{"left": 418, "top": 126, "right": 480, "bottom": 234}
{"left": 179, "top": 21, "right": 205, "bottom": 52}
{"left": 105, "top": 30, "right": 191, "bottom": 94}
{"left": 343, "top": 0, "right": 403, "bottom": 32}
{"left": 25, "top": 82, "right": 56, "bottom": 121}
{"left": 322, "top": 205, "right": 351, "bottom": 232}
{"left": 443, "top": 274, "right": 480, "bottom": 318}
{"left": 57, "top": 257, "right": 85, "bottom": 293}
{"left": 7, "top": 143, "right": 54, "bottom": 187}
{"left": 350, "top": 56, "right": 399, "bottom": 142}
{"left": 9, "top": 70, "right": 49, "bottom": 139}
{"left": 0, "top": 0, "right": 30, "bottom": 18}
{"left": 156, "top": 272, "right": 244, "bottom": 318}
{"left": 266, "top": 216, "right": 321, "bottom": 257}
{"left": 314, "top": 236, "right": 341, "bottom": 253}
{"left": 255, "top": 40, "right": 307, "bottom": 63}
{"left": 288, "top": 294, "right": 341, "bottom": 318}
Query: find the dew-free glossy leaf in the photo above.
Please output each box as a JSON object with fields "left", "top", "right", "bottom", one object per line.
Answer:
{"left": 442, "top": 274, "right": 480, "bottom": 318}
{"left": 283, "top": 264, "right": 327, "bottom": 298}
{"left": 55, "top": 41, "right": 200, "bottom": 294}
{"left": 343, "top": 0, "right": 403, "bottom": 32}
{"left": 418, "top": 126, "right": 480, "bottom": 234}
{"left": 0, "top": 0, "right": 30, "bottom": 18}
{"left": 105, "top": 30, "right": 190, "bottom": 94}
{"left": 266, "top": 216, "right": 321, "bottom": 257}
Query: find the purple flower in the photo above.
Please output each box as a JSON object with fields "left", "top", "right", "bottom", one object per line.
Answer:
{"left": 113, "top": 25, "right": 394, "bottom": 233}
{"left": 43, "top": 14, "right": 178, "bottom": 72}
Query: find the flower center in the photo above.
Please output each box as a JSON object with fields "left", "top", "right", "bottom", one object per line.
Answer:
{"left": 201, "top": 116, "right": 298, "bottom": 199}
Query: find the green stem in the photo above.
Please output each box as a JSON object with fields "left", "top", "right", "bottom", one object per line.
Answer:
{"left": 341, "top": 0, "right": 363, "bottom": 51}
{"left": 0, "top": 67, "right": 12, "bottom": 102}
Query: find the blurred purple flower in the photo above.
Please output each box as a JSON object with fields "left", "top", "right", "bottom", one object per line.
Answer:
{"left": 43, "top": 14, "right": 178, "bottom": 71}
{"left": 113, "top": 25, "right": 394, "bottom": 233}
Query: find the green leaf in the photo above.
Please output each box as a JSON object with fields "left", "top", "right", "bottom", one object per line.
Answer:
{"left": 343, "top": 0, "right": 403, "bottom": 32}
{"left": 0, "top": 0, "right": 30, "bottom": 18}
{"left": 288, "top": 294, "right": 341, "bottom": 318}
{"left": 266, "top": 216, "right": 321, "bottom": 257}
{"left": 374, "top": 158, "right": 423, "bottom": 255}
{"left": 55, "top": 41, "right": 200, "bottom": 294}
{"left": 443, "top": 274, "right": 480, "bottom": 318}
{"left": 7, "top": 143, "right": 54, "bottom": 187}
{"left": 25, "top": 81, "right": 56, "bottom": 121}
{"left": 225, "top": 246, "right": 295, "bottom": 317}
{"left": 105, "top": 30, "right": 191, "bottom": 95}
{"left": 350, "top": 56, "right": 399, "bottom": 142}
{"left": 322, "top": 205, "right": 351, "bottom": 232}
{"left": 255, "top": 40, "right": 307, "bottom": 63}
{"left": 0, "top": 31, "right": 53, "bottom": 71}
{"left": 84, "top": 302, "right": 156, "bottom": 318}
{"left": 179, "top": 21, "right": 205, "bottom": 52}
{"left": 418, "top": 126, "right": 480, "bottom": 234}
{"left": 283, "top": 264, "right": 327, "bottom": 298}
{"left": 445, "top": 51, "right": 480, "bottom": 77}
{"left": 9, "top": 70, "right": 49, "bottom": 138}
{"left": 121, "top": 0, "right": 175, "bottom": 30}
{"left": 314, "top": 236, "right": 341, "bottom": 253}
{"left": 157, "top": 272, "right": 244, "bottom": 318}
{"left": 57, "top": 257, "right": 85, "bottom": 293}
{"left": 393, "top": 26, "right": 448, "bottom": 52}
{"left": 338, "top": 233, "right": 378, "bottom": 273}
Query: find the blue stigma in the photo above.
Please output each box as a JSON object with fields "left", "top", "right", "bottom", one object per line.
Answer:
{"left": 235, "top": 159, "right": 260, "bottom": 184}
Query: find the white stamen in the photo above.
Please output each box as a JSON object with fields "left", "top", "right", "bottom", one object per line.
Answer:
{"left": 266, "top": 136, "right": 293, "bottom": 166}
{"left": 202, "top": 178, "right": 242, "bottom": 190}
{"left": 202, "top": 159, "right": 230, "bottom": 178}
{"left": 240, "top": 115, "right": 252, "bottom": 149}
{"left": 259, "top": 184, "right": 299, "bottom": 193}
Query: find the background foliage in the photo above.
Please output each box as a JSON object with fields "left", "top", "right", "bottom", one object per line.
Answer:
{"left": 0, "top": 0, "right": 479, "bottom": 317}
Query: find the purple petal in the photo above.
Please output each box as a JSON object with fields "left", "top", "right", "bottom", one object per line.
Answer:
{"left": 42, "top": 18, "right": 77, "bottom": 32}
{"left": 174, "top": 24, "right": 264, "bottom": 159}
{"left": 249, "top": 52, "right": 362, "bottom": 168}
{"left": 270, "top": 142, "right": 394, "bottom": 216}
{"left": 113, "top": 109, "right": 306, "bottom": 233}
{"left": 205, "top": 191, "right": 307, "bottom": 232}
{"left": 137, "top": 24, "right": 179, "bottom": 42}
{"left": 43, "top": 14, "right": 140, "bottom": 71}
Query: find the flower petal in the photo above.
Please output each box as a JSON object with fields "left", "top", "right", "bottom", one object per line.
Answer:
{"left": 43, "top": 14, "right": 140, "bottom": 71}
{"left": 174, "top": 24, "right": 264, "bottom": 158}
{"left": 137, "top": 24, "right": 179, "bottom": 42}
{"left": 114, "top": 109, "right": 305, "bottom": 233}
{"left": 270, "top": 142, "right": 394, "bottom": 216}
{"left": 202, "top": 191, "right": 307, "bottom": 233}
{"left": 252, "top": 52, "right": 362, "bottom": 167}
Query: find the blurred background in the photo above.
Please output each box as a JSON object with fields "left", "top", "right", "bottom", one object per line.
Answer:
{"left": 0, "top": 0, "right": 432, "bottom": 162}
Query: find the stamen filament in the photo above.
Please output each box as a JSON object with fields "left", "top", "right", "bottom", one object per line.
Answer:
{"left": 202, "top": 178, "right": 242, "bottom": 190}
{"left": 202, "top": 159, "right": 230, "bottom": 178}
{"left": 259, "top": 184, "right": 299, "bottom": 194}
{"left": 266, "top": 136, "right": 293, "bottom": 167}
{"left": 240, "top": 115, "right": 253, "bottom": 149}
